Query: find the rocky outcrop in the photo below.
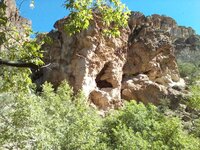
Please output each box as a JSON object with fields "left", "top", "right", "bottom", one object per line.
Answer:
{"left": 121, "top": 12, "right": 186, "bottom": 105}
{"left": 38, "top": 11, "right": 192, "bottom": 110}
{"left": 41, "top": 16, "right": 129, "bottom": 110}
{"left": 4, "top": 0, "right": 31, "bottom": 30}
{"left": 127, "top": 12, "right": 200, "bottom": 62}
{"left": 3, "top": 1, "right": 197, "bottom": 110}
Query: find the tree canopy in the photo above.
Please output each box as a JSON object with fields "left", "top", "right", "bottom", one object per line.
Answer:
{"left": 28, "top": 0, "right": 130, "bottom": 36}
{"left": 64, "top": 0, "right": 130, "bottom": 36}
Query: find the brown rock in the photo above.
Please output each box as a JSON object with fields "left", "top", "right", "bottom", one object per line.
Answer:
{"left": 40, "top": 11, "right": 189, "bottom": 109}
{"left": 121, "top": 74, "right": 169, "bottom": 105}
{"left": 41, "top": 14, "right": 130, "bottom": 109}
{"left": 3, "top": 1, "right": 196, "bottom": 110}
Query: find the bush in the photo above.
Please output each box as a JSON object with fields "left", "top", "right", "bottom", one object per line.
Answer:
{"left": 191, "top": 119, "right": 200, "bottom": 138}
{"left": 0, "top": 81, "right": 104, "bottom": 149}
{"left": 0, "top": 82, "right": 199, "bottom": 149}
{"left": 100, "top": 101, "right": 200, "bottom": 150}
{"left": 187, "top": 85, "right": 200, "bottom": 110}
{"left": 178, "top": 61, "right": 199, "bottom": 78}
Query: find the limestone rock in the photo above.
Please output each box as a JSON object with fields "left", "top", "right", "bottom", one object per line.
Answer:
{"left": 40, "top": 11, "right": 193, "bottom": 109}
{"left": 125, "top": 13, "right": 180, "bottom": 86}
{"left": 41, "top": 15, "right": 129, "bottom": 109}
{"left": 121, "top": 74, "right": 168, "bottom": 105}
{"left": 2, "top": 1, "right": 197, "bottom": 109}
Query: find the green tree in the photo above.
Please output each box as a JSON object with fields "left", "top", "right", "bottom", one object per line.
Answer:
{"left": 0, "top": 81, "right": 104, "bottom": 149}
{"left": 30, "top": 0, "right": 130, "bottom": 36}
{"left": 1, "top": 85, "right": 199, "bottom": 149}
{"left": 0, "top": 0, "right": 45, "bottom": 92}
{"left": 64, "top": 0, "right": 130, "bottom": 36}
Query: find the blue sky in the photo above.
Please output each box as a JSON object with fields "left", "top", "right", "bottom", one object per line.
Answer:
{"left": 16, "top": 0, "right": 200, "bottom": 34}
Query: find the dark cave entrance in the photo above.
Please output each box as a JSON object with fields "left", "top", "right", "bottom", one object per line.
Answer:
{"left": 95, "top": 62, "right": 113, "bottom": 88}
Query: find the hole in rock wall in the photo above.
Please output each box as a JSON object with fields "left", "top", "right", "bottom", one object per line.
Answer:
{"left": 95, "top": 62, "right": 113, "bottom": 88}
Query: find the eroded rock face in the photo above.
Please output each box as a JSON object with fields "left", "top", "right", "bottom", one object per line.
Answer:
{"left": 127, "top": 12, "right": 200, "bottom": 61}
{"left": 4, "top": 0, "right": 31, "bottom": 30}
{"left": 125, "top": 13, "right": 180, "bottom": 85}
{"left": 41, "top": 16, "right": 129, "bottom": 110}
{"left": 121, "top": 12, "right": 187, "bottom": 105}
{"left": 40, "top": 12, "right": 192, "bottom": 110}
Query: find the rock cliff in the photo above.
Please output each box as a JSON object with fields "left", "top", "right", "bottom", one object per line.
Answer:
{"left": 38, "top": 11, "right": 200, "bottom": 110}
{"left": 4, "top": 0, "right": 31, "bottom": 30}
{"left": 2, "top": 1, "right": 199, "bottom": 110}
{"left": 128, "top": 12, "right": 200, "bottom": 56}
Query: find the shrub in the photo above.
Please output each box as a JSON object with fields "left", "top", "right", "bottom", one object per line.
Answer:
{"left": 0, "top": 82, "right": 199, "bottom": 149}
{"left": 100, "top": 101, "right": 200, "bottom": 150}
{"left": 187, "top": 85, "right": 200, "bottom": 110}
{"left": 178, "top": 61, "right": 199, "bottom": 78}
{"left": 0, "top": 81, "right": 104, "bottom": 149}
{"left": 193, "top": 119, "right": 200, "bottom": 138}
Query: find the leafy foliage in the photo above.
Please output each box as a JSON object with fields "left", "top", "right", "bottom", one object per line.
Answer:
{"left": 100, "top": 101, "right": 200, "bottom": 150}
{"left": 0, "top": 0, "right": 7, "bottom": 45}
{"left": 1, "top": 91, "right": 199, "bottom": 149}
{"left": 177, "top": 50, "right": 200, "bottom": 85}
{"left": 187, "top": 84, "right": 200, "bottom": 110}
{"left": 193, "top": 119, "right": 200, "bottom": 138}
{"left": 0, "top": 2, "right": 44, "bottom": 93}
{"left": 178, "top": 62, "right": 198, "bottom": 77}
{"left": 0, "top": 81, "right": 104, "bottom": 149}
{"left": 64, "top": 0, "right": 130, "bottom": 36}
{"left": 177, "top": 60, "right": 200, "bottom": 84}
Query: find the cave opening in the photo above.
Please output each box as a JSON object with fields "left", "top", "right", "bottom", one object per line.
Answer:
{"left": 95, "top": 62, "right": 113, "bottom": 88}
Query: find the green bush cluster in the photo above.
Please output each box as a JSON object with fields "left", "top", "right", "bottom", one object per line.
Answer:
{"left": 187, "top": 84, "right": 200, "bottom": 111}
{"left": 0, "top": 81, "right": 104, "bottom": 149}
{"left": 101, "top": 102, "right": 200, "bottom": 150}
{"left": 190, "top": 118, "right": 200, "bottom": 139}
{"left": 177, "top": 59, "right": 200, "bottom": 85}
{"left": 1, "top": 82, "right": 199, "bottom": 149}
{"left": 178, "top": 62, "right": 199, "bottom": 78}
{"left": 177, "top": 61, "right": 200, "bottom": 85}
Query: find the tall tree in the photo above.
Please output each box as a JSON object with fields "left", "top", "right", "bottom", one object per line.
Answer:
{"left": 0, "top": 0, "right": 44, "bottom": 92}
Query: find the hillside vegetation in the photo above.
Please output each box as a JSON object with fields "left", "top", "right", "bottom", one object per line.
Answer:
{"left": 0, "top": 0, "right": 200, "bottom": 149}
{"left": 1, "top": 81, "right": 200, "bottom": 149}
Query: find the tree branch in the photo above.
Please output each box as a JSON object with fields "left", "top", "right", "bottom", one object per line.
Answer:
{"left": 0, "top": 58, "right": 39, "bottom": 69}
